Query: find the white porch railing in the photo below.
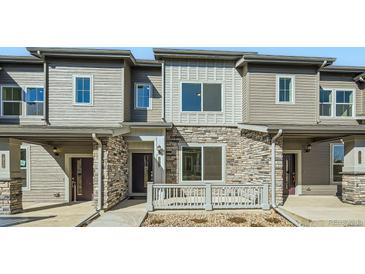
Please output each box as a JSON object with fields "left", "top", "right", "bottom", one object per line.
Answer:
{"left": 146, "top": 183, "right": 269, "bottom": 211}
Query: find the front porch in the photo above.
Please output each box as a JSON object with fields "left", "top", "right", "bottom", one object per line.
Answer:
{"left": 279, "top": 195, "right": 365, "bottom": 226}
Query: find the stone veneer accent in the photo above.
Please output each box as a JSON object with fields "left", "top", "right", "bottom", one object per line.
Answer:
{"left": 0, "top": 179, "right": 23, "bottom": 215}
{"left": 165, "top": 127, "right": 283, "bottom": 206}
{"left": 93, "top": 136, "right": 129, "bottom": 210}
{"left": 342, "top": 174, "right": 365, "bottom": 205}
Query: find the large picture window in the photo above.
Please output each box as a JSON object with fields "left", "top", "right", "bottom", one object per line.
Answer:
{"left": 181, "top": 83, "right": 222, "bottom": 112}
{"left": 331, "top": 144, "right": 344, "bottom": 183}
{"left": 181, "top": 145, "right": 224, "bottom": 182}
{"left": 319, "top": 88, "right": 354, "bottom": 118}
{"left": 1, "top": 86, "right": 22, "bottom": 116}
{"left": 26, "top": 87, "right": 44, "bottom": 116}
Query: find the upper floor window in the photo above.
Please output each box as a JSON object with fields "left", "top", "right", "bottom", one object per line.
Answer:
{"left": 181, "top": 83, "right": 222, "bottom": 112}
{"left": 74, "top": 76, "right": 92, "bottom": 105}
{"left": 319, "top": 88, "right": 354, "bottom": 118}
{"left": 134, "top": 83, "right": 152, "bottom": 109}
{"left": 1, "top": 86, "right": 22, "bottom": 116}
{"left": 26, "top": 87, "right": 44, "bottom": 116}
{"left": 276, "top": 75, "right": 295, "bottom": 104}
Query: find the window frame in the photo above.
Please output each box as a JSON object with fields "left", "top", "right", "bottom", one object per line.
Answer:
{"left": 0, "top": 85, "right": 24, "bottom": 117}
{"left": 179, "top": 143, "right": 226, "bottom": 184}
{"left": 319, "top": 87, "right": 355, "bottom": 119}
{"left": 180, "top": 81, "right": 224, "bottom": 113}
{"left": 276, "top": 75, "right": 295, "bottom": 104}
{"left": 20, "top": 144, "right": 31, "bottom": 191}
{"left": 24, "top": 86, "right": 45, "bottom": 117}
{"left": 330, "top": 143, "right": 344, "bottom": 185}
{"left": 72, "top": 75, "right": 93, "bottom": 106}
{"left": 134, "top": 82, "right": 152, "bottom": 110}
{"left": 319, "top": 88, "right": 333, "bottom": 118}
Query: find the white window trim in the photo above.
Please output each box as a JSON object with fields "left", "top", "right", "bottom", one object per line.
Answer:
{"left": 20, "top": 144, "right": 31, "bottom": 191}
{"left": 0, "top": 85, "right": 23, "bottom": 118}
{"left": 179, "top": 143, "right": 226, "bottom": 184}
{"left": 276, "top": 75, "right": 295, "bottom": 104}
{"left": 24, "top": 86, "right": 45, "bottom": 117}
{"left": 319, "top": 87, "right": 355, "bottom": 119}
{"left": 180, "top": 81, "right": 224, "bottom": 113}
{"left": 134, "top": 82, "right": 152, "bottom": 110}
{"left": 72, "top": 75, "right": 94, "bottom": 106}
{"left": 330, "top": 143, "right": 344, "bottom": 185}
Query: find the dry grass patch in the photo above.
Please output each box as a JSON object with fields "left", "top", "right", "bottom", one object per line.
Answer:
{"left": 191, "top": 218, "right": 208, "bottom": 224}
{"left": 227, "top": 217, "right": 247, "bottom": 224}
{"left": 265, "top": 217, "right": 281, "bottom": 224}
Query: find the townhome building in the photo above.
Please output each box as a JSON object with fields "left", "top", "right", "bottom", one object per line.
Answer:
{"left": 1, "top": 47, "right": 365, "bottom": 214}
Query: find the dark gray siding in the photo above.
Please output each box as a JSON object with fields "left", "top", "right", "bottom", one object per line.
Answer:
{"left": 130, "top": 67, "right": 162, "bottom": 122}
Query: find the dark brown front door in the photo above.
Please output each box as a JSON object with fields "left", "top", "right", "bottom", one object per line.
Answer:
{"left": 71, "top": 157, "right": 93, "bottom": 201}
{"left": 283, "top": 154, "right": 296, "bottom": 196}
{"left": 132, "top": 153, "right": 153, "bottom": 194}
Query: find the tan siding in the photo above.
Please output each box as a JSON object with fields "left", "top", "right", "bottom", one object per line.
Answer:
{"left": 320, "top": 72, "right": 364, "bottom": 125}
{"left": 23, "top": 144, "right": 66, "bottom": 202}
{"left": 164, "top": 59, "right": 242, "bottom": 125}
{"left": 0, "top": 64, "right": 45, "bottom": 125}
{"left": 248, "top": 64, "right": 318, "bottom": 125}
{"left": 48, "top": 59, "right": 124, "bottom": 127}
{"left": 131, "top": 67, "right": 162, "bottom": 122}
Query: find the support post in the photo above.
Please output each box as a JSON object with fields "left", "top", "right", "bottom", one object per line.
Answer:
{"left": 262, "top": 183, "right": 270, "bottom": 210}
{"left": 205, "top": 183, "right": 213, "bottom": 211}
{"left": 146, "top": 182, "right": 154, "bottom": 212}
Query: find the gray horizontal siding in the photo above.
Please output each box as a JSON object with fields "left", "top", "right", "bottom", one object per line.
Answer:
{"left": 23, "top": 143, "right": 66, "bottom": 203}
{"left": 320, "top": 72, "right": 364, "bottom": 125}
{"left": 247, "top": 64, "right": 318, "bottom": 125}
{"left": 48, "top": 59, "right": 124, "bottom": 127}
{"left": 164, "top": 59, "right": 242, "bottom": 125}
{"left": 0, "top": 64, "right": 45, "bottom": 125}
{"left": 130, "top": 67, "right": 162, "bottom": 122}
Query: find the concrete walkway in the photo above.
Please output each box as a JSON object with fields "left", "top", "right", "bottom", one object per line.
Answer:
{"left": 280, "top": 196, "right": 365, "bottom": 227}
{"left": 0, "top": 201, "right": 96, "bottom": 227}
{"left": 88, "top": 199, "right": 147, "bottom": 227}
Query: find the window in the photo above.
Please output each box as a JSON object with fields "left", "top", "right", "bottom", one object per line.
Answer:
{"left": 181, "top": 145, "right": 224, "bottom": 182}
{"left": 1, "top": 87, "right": 22, "bottom": 116}
{"left": 320, "top": 89, "right": 332, "bottom": 117}
{"left": 336, "top": 90, "right": 353, "bottom": 117}
{"left": 20, "top": 146, "right": 30, "bottom": 190}
{"left": 331, "top": 144, "right": 344, "bottom": 183}
{"left": 277, "top": 76, "right": 294, "bottom": 103}
{"left": 134, "top": 83, "right": 152, "bottom": 109}
{"left": 181, "top": 83, "right": 222, "bottom": 112}
{"left": 74, "top": 76, "right": 92, "bottom": 104}
{"left": 26, "top": 87, "right": 44, "bottom": 116}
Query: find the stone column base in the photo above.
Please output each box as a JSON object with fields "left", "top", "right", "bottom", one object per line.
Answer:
{"left": 0, "top": 179, "right": 23, "bottom": 215}
{"left": 342, "top": 173, "right": 365, "bottom": 205}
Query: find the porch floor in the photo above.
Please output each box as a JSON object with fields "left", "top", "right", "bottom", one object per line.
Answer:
{"left": 0, "top": 201, "right": 96, "bottom": 227}
{"left": 279, "top": 196, "right": 365, "bottom": 227}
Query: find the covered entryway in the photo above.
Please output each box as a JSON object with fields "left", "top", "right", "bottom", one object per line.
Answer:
{"left": 131, "top": 153, "right": 153, "bottom": 194}
{"left": 283, "top": 153, "right": 297, "bottom": 196}
{"left": 71, "top": 157, "right": 93, "bottom": 201}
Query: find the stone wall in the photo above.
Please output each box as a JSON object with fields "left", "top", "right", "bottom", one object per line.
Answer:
{"left": 0, "top": 179, "right": 23, "bottom": 215}
{"left": 93, "top": 135, "right": 129, "bottom": 211}
{"left": 165, "top": 127, "right": 283, "bottom": 206}
{"left": 342, "top": 174, "right": 365, "bottom": 205}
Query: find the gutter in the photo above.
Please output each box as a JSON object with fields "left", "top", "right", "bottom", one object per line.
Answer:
{"left": 92, "top": 133, "right": 103, "bottom": 211}
{"left": 271, "top": 129, "right": 282, "bottom": 208}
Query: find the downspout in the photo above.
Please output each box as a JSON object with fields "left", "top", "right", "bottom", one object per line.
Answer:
{"left": 92, "top": 133, "right": 103, "bottom": 211}
{"left": 271, "top": 129, "right": 282, "bottom": 208}
{"left": 161, "top": 60, "right": 165, "bottom": 121}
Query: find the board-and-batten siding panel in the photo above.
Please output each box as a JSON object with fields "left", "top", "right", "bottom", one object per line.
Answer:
{"left": 248, "top": 65, "right": 318, "bottom": 125}
{"left": 123, "top": 62, "right": 131, "bottom": 122}
{"left": 319, "top": 72, "right": 364, "bottom": 125}
{"left": 23, "top": 143, "right": 66, "bottom": 203}
{"left": 0, "top": 64, "right": 45, "bottom": 125}
{"left": 164, "top": 59, "right": 242, "bottom": 125}
{"left": 242, "top": 65, "right": 248, "bottom": 123}
{"left": 130, "top": 67, "right": 162, "bottom": 122}
{"left": 48, "top": 59, "right": 124, "bottom": 127}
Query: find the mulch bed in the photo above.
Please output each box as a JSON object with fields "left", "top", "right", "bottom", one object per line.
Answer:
{"left": 142, "top": 210, "right": 293, "bottom": 227}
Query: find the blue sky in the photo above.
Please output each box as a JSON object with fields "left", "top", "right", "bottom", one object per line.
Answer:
{"left": 1, "top": 47, "right": 365, "bottom": 66}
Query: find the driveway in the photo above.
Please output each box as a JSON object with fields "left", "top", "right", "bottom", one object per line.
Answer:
{"left": 0, "top": 201, "right": 96, "bottom": 227}
{"left": 279, "top": 196, "right": 365, "bottom": 226}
